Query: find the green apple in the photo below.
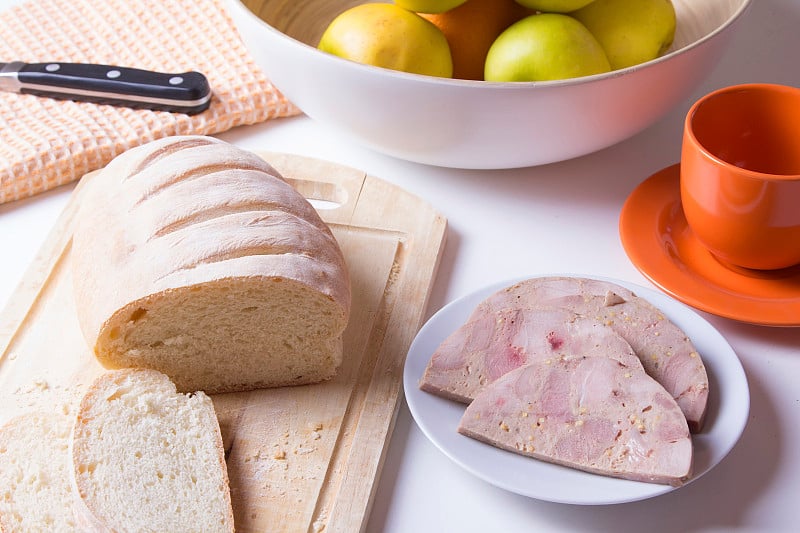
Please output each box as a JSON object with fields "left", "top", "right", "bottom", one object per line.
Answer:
{"left": 318, "top": 3, "right": 453, "bottom": 78}
{"left": 485, "top": 14, "right": 610, "bottom": 82}
{"left": 395, "top": 0, "right": 469, "bottom": 13}
{"left": 513, "top": 0, "right": 597, "bottom": 13}
{"left": 572, "top": 0, "right": 676, "bottom": 70}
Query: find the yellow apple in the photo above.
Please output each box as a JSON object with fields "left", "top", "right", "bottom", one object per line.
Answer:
{"left": 484, "top": 14, "right": 610, "bottom": 82}
{"left": 513, "top": 0, "right": 597, "bottom": 13}
{"left": 395, "top": 0, "right": 469, "bottom": 13}
{"left": 318, "top": 3, "right": 453, "bottom": 78}
{"left": 571, "top": 0, "right": 676, "bottom": 70}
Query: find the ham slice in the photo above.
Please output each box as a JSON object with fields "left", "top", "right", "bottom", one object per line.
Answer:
{"left": 419, "top": 307, "right": 642, "bottom": 403}
{"left": 470, "top": 277, "right": 709, "bottom": 432}
{"left": 458, "top": 356, "right": 693, "bottom": 486}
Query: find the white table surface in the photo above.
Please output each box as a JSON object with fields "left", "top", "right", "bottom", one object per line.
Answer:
{"left": 2, "top": 1, "right": 799, "bottom": 531}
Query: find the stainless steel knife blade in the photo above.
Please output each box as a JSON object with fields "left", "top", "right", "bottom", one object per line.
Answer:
{"left": 0, "top": 61, "right": 212, "bottom": 114}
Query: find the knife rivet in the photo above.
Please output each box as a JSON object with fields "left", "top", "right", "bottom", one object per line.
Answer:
{"left": 45, "top": 63, "right": 60, "bottom": 72}
{"left": 169, "top": 76, "right": 184, "bottom": 85}
{"left": 106, "top": 69, "right": 121, "bottom": 79}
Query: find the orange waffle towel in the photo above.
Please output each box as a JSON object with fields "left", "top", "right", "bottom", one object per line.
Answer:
{"left": 0, "top": 0, "right": 300, "bottom": 204}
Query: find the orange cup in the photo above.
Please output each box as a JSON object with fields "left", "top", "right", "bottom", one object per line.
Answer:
{"left": 680, "top": 83, "right": 800, "bottom": 270}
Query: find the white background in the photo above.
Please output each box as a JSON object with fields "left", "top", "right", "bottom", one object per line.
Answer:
{"left": 1, "top": 1, "right": 799, "bottom": 531}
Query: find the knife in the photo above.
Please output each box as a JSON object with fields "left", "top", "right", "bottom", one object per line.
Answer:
{"left": 0, "top": 61, "right": 212, "bottom": 114}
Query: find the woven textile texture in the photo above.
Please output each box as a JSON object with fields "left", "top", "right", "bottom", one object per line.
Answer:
{"left": 0, "top": 0, "right": 300, "bottom": 204}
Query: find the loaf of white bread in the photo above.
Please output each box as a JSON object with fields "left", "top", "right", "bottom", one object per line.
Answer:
{"left": 0, "top": 369, "right": 234, "bottom": 532}
{"left": 71, "top": 136, "right": 351, "bottom": 394}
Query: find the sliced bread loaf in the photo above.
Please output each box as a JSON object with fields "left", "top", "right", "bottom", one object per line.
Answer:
{"left": 71, "top": 368, "right": 233, "bottom": 532}
{"left": 0, "top": 412, "right": 78, "bottom": 532}
{"left": 71, "top": 135, "right": 351, "bottom": 393}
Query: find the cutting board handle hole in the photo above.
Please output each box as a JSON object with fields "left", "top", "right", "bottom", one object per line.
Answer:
{"left": 285, "top": 178, "right": 348, "bottom": 211}
{"left": 307, "top": 198, "right": 342, "bottom": 210}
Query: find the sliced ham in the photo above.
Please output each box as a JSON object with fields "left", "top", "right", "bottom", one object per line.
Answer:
{"left": 471, "top": 277, "right": 709, "bottom": 432}
{"left": 420, "top": 307, "right": 642, "bottom": 403}
{"left": 458, "top": 356, "right": 693, "bottom": 486}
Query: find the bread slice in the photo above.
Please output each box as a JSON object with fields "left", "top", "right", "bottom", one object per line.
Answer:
{"left": 71, "top": 369, "right": 234, "bottom": 532}
{"left": 0, "top": 412, "right": 78, "bottom": 532}
{"left": 71, "top": 135, "right": 351, "bottom": 393}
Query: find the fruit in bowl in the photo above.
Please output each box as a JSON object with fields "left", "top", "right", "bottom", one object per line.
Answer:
{"left": 419, "top": 0, "right": 533, "bottom": 81}
{"left": 317, "top": 0, "right": 678, "bottom": 82}
{"left": 317, "top": 3, "right": 453, "bottom": 77}
{"left": 515, "top": 0, "right": 595, "bottom": 11}
{"left": 394, "top": 0, "right": 468, "bottom": 13}
{"left": 226, "top": 0, "right": 753, "bottom": 169}
{"left": 484, "top": 13, "right": 611, "bottom": 82}
{"left": 572, "top": 0, "right": 678, "bottom": 70}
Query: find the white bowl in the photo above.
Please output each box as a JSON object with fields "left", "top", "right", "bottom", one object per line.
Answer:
{"left": 226, "top": 0, "right": 752, "bottom": 169}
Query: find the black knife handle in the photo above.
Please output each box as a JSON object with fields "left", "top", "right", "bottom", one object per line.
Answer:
{"left": 9, "top": 62, "right": 212, "bottom": 114}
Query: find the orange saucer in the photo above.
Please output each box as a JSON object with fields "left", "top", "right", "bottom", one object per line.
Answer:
{"left": 619, "top": 164, "right": 800, "bottom": 326}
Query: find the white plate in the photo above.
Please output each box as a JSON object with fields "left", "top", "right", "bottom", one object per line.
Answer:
{"left": 403, "top": 275, "right": 750, "bottom": 505}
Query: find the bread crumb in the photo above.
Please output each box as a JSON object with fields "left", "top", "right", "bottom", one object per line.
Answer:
{"left": 274, "top": 450, "right": 286, "bottom": 460}
{"left": 295, "top": 444, "right": 316, "bottom": 455}
{"left": 15, "top": 379, "right": 50, "bottom": 394}
{"left": 244, "top": 449, "right": 265, "bottom": 463}
{"left": 313, "top": 513, "right": 327, "bottom": 532}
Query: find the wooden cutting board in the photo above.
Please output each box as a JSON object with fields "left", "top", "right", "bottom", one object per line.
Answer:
{"left": 0, "top": 151, "right": 447, "bottom": 533}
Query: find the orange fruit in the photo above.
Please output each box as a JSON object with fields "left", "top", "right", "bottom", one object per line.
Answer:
{"left": 421, "top": 0, "right": 535, "bottom": 81}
